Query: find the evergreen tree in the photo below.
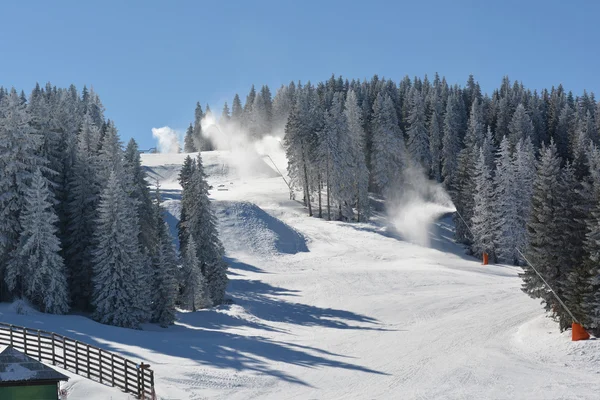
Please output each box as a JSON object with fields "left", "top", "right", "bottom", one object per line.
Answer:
{"left": 471, "top": 149, "right": 496, "bottom": 260}
{"left": 6, "top": 169, "right": 69, "bottom": 313}
{"left": 285, "top": 85, "right": 315, "bottom": 216}
{"left": 584, "top": 145, "right": 600, "bottom": 334}
{"left": 124, "top": 139, "right": 157, "bottom": 256}
{"left": 0, "top": 89, "right": 46, "bottom": 297}
{"left": 243, "top": 85, "right": 256, "bottom": 129}
{"left": 370, "top": 93, "right": 406, "bottom": 197}
{"left": 442, "top": 91, "right": 463, "bottom": 196}
{"left": 64, "top": 116, "right": 102, "bottom": 310}
{"left": 180, "top": 236, "right": 211, "bottom": 311}
{"left": 151, "top": 188, "right": 179, "bottom": 327}
{"left": 429, "top": 110, "right": 442, "bottom": 182}
{"left": 344, "top": 90, "right": 370, "bottom": 221}
{"left": 508, "top": 104, "right": 534, "bottom": 151}
{"left": 493, "top": 137, "right": 520, "bottom": 263}
{"left": 181, "top": 154, "right": 228, "bottom": 304}
{"left": 513, "top": 137, "right": 536, "bottom": 255}
{"left": 521, "top": 142, "right": 570, "bottom": 328}
{"left": 231, "top": 94, "right": 243, "bottom": 125}
{"left": 406, "top": 87, "right": 430, "bottom": 169}
{"left": 92, "top": 172, "right": 146, "bottom": 328}
{"left": 177, "top": 156, "right": 196, "bottom": 253}
{"left": 184, "top": 123, "right": 197, "bottom": 153}
{"left": 221, "top": 102, "right": 231, "bottom": 123}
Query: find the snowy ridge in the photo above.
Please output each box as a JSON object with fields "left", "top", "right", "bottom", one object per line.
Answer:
{"left": 0, "top": 149, "right": 598, "bottom": 399}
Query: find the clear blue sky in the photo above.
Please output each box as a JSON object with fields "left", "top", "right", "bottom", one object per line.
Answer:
{"left": 1, "top": 0, "right": 598, "bottom": 150}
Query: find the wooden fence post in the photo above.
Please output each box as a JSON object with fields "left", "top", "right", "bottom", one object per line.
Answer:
{"left": 51, "top": 333, "right": 56, "bottom": 365}
{"left": 37, "top": 330, "right": 41, "bottom": 360}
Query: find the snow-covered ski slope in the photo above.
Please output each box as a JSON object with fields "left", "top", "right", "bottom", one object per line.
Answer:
{"left": 2, "top": 149, "right": 599, "bottom": 399}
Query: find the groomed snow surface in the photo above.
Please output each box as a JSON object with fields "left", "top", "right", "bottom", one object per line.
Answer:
{"left": 1, "top": 150, "right": 598, "bottom": 399}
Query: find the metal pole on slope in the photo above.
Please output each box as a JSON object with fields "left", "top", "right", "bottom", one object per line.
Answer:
{"left": 515, "top": 247, "right": 579, "bottom": 324}
{"left": 264, "top": 154, "right": 294, "bottom": 199}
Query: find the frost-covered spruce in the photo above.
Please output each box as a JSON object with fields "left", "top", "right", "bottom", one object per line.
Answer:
{"left": 180, "top": 236, "right": 211, "bottom": 311}
{"left": 92, "top": 172, "right": 146, "bottom": 328}
{"left": 177, "top": 155, "right": 196, "bottom": 254}
{"left": 0, "top": 89, "right": 46, "bottom": 286}
{"left": 7, "top": 169, "right": 69, "bottom": 314}
{"left": 344, "top": 90, "right": 370, "bottom": 222}
{"left": 370, "top": 93, "right": 406, "bottom": 197}
{"left": 183, "top": 123, "right": 197, "bottom": 153}
{"left": 584, "top": 145, "right": 600, "bottom": 334}
{"left": 151, "top": 189, "right": 179, "bottom": 326}
{"left": 124, "top": 138, "right": 157, "bottom": 257}
{"left": 318, "top": 93, "right": 347, "bottom": 220}
{"left": 521, "top": 141, "right": 570, "bottom": 328}
{"left": 513, "top": 137, "right": 536, "bottom": 256}
{"left": 442, "top": 91, "right": 463, "bottom": 195}
{"left": 508, "top": 104, "right": 534, "bottom": 151}
{"left": 183, "top": 154, "right": 228, "bottom": 305}
{"left": 471, "top": 149, "right": 496, "bottom": 260}
{"left": 64, "top": 115, "right": 102, "bottom": 310}
{"left": 493, "top": 137, "right": 520, "bottom": 264}
{"left": 406, "top": 87, "right": 430, "bottom": 169}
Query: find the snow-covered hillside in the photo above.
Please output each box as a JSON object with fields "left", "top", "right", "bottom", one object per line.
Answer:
{"left": 1, "top": 149, "right": 598, "bottom": 399}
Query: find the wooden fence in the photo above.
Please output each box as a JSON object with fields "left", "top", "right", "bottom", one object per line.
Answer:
{"left": 0, "top": 322, "right": 155, "bottom": 399}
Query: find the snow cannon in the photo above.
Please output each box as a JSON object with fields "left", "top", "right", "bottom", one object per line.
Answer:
{"left": 571, "top": 322, "right": 590, "bottom": 341}
{"left": 482, "top": 252, "right": 489, "bottom": 265}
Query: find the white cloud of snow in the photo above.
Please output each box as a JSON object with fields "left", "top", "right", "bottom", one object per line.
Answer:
{"left": 198, "top": 113, "right": 288, "bottom": 180}
{"left": 152, "top": 126, "right": 181, "bottom": 153}
{"left": 387, "top": 165, "right": 455, "bottom": 247}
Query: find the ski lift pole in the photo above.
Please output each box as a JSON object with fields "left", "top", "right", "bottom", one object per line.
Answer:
{"left": 515, "top": 247, "right": 579, "bottom": 324}
{"left": 454, "top": 208, "right": 475, "bottom": 238}
{"left": 264, "top": 154, "right": 293, "bottom": 199}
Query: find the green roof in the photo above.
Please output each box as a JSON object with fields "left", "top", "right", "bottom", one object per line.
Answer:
{"left": 0, "top": 346, "right": 69, "bottom": 383}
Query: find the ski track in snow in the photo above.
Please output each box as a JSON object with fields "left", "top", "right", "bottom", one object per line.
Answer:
{"left": 1, "top": 150, "right": 598, "bottom": 399}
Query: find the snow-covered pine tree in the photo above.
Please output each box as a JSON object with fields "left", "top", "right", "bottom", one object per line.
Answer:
{"left": 513, "top": 137, "right": 536, "bottom": 256}
{"left": 583, "top": 144, "right": 600, "bottom": 335}
{"left": 344, "top": 90, "right": 370, "bottom": 222}
{"left": 428, "top": 110, "right": 442, "bottom": 182}
{"left": 151, "top": 187, "right": 179, "bottom": 327}
{"left": 442, "top": 91, "right": 464, "bottom": 196}
{"left": 124, "top": 138, "right": 157, "bottom": 257}
{"left": 317, "top": 93, "right": 346, "bottom": 220}
{"left": 184, "top": 123, "right": 197, "bottom": 153}
{"left": 243, "top": 85, "right": 256, "bottom": 130}
{"left": 183, "top": 154, "right": 228, "bottom": 304}
{"left": 64, "top": 114, "right": 102, "bottom": 310}
{"left": 180, "top": 236, "right": 211, "bottom": 311}
{"left": 221, "top": 102, "right": 231, "bottom": 123}
{"left": 0, "top": 89, "right": 46, "bottom": 298}
{"left": 97, "top": 120, "right": 123, "bottom": 188}
{"left": 7, "top": 169, "right": 69, "bottom": 314}
{"left": 407, "top": 87, "right": 430, "bottom": 169}
{"left": 508, "top": 104, "right": 534, "bottom": 151}
{"left": 558, "top": 162, "right": 590, "bottom": 328}
{"left": 272, "top": 83, "right": 295, "bottom": 131}
{"left": 92, "top": 172, "right": 146, "bottom": 328}
{"left": 284, "top": 84, "right": 315, "bottom": 216}
{"left": 493, "top": 137, "right": 520, "bottom": 263}
{"left": 521, "top": 141, "right": 571, "bottom": 328}
{"left": 250, "top": 90, "right": 268, "bottom": 139}
{"left": 231, "top": 94, "right": 243, "bottom": 125}
{"left": 454, "top": 100, "right": 485, "bottom": 243}
{"left": 471, "top": 148, "right": 496, "bottom": 260}
{"left": 370, "top": 93, "right": 407, "bottom": 197}
{"left": 260, "top": 85, "right": 273, "bottom": 133}
{"left": 177, "top": 155, "right": 196, "bottom": 253}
